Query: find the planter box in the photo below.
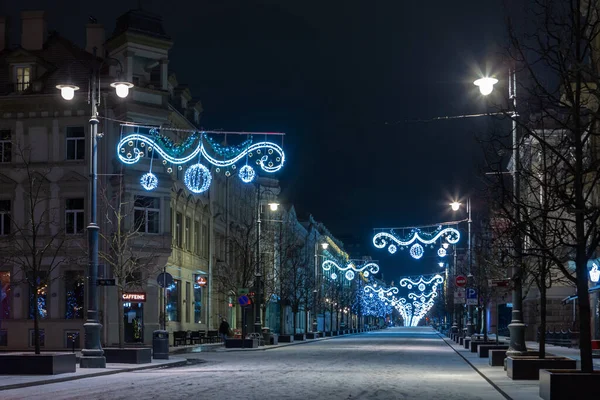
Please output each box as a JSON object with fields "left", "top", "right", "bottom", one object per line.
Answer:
{"left": 305, "top": 333, "right": 319, "bottom": 339}
{"left": 104, "top": 348, "right": 152, "bottom": 364}
{"left": 470, "top": 341, "right": 498, "bottom": 353}
{"left": 224, "top": 339, "right": 258, "bottom": 348}
{"left": 332, "top": 331, "right": 339, "bottom": 336}
{"left": 464, "top": 338, "right": 471, "bottom": 349}
{"left": 459, "top": 337, "right": 465, "bottom": 346}
{"left": 507, "top": 356, "right": 577, "bottom": 380}
{"left": 478, "top": 344, "right": 509, "bottom": 358}
{"left": 0, "top": 353, "right": 76, "bottom": 375}
{"left": 539, "top": 369, "right": 600, "bottom": 400}
{"left": 489, "top": 349, "right": 507, "bottom": 366}
{"left": 269, "top": 335, "right": 279, "bottom": 345}
{"left": 293, "top": 334, "right": 306, "bottom": 341}
{"left": 278, "top": 335, "right": 294, "bottom": 343}
{"left": 324, "top": 331, "right": 333, "bottom": 337}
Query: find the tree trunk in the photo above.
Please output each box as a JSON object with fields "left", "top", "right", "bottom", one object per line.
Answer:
{"left": 292, "top": 310, "right": 297, "bottom": 334}
{"left": 483, "top": 304, "right": 488, "bottom": 342}
{"left": 118, "top": 286, "right": 124, "bottom": 348}
{"left": 576, "top": 256, "right": 593, "bottom": 372}
{"left": 33, "top": 283, "right": 40, "bottom": 355}
{"left": 279, "top": 302, "right": 285, "bottom": 335}
{"left": 539, "top": 282, "right": 547, "bottom": 359}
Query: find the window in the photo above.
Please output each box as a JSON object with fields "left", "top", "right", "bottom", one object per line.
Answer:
{"left": 193, "top": 274, "right": 203, "bottom": 323}
{"left": 185, "top": 216, "right": 191, "bottom": 251}
{"left": 202, "top": 222, "right": 209, "bottom": 258}
{"left": 0, "top": 200, "right": 10, "bottom": 235}
{"left": 0, "top": 271, "right": 10, "bottom": 319}
{"left": 64, "top": 271, "right": 84, "bottom": 319}
{"left": 185, "top": 281, "right": 190, "bottom": 323}
{"left": 28, "top": 274, "right": 48, "bottom": 319}
{"left": 134, "top": 196, "right": 160, "bottom": 234}
{"left": 15, "top": 66, "right": 31, "bottom": 92}
{"left": 194, "top": 220, "right": 200, "bottom": 254}
{"left": 0, "top": 129, "right": 10, "bottom": 163}
{"left": 66, "top": 127, "right": 85, "bottom": 160}
{"left": 65, "top": 330, "right": 80, "bottom": 349}
{"left": 166, "top": 279, "right": 180, "bottom": 322}
{"left": 0, "top": 330, "right": 6, "bottom": 346}
{"left": 29, "top": 329, "right": 45, "bottom": 347}
{"left": 176, "top": 212, "right": 183, "bottom": 248}
{"left": 65, "top": 198, "right": 85, "bottom": 234}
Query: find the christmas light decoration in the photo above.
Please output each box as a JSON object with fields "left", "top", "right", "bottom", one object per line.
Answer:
{"left": 116, "top": 125, "right": 285, "bottom": 192}
{"left": 321, "top": 260, "right": 380, "bottom": 280}
{"left": 590, "top": 263, "right": 600, "bottom": 283}
{"left": 184, "top": 163, "right": 212, "bottom": 193}
{"left": 373, "top": 226, "right": 460, "bottom": 259}
{"left": 345, "top": 270, "right": 355, "bottom": 281}
{"left": 437, "top": 248, "right": 446, "bottom": 257}
{"left": 140, "top": 172, "right": 158, "bottom": 191}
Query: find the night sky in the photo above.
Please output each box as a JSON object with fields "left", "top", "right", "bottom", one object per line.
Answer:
{"left": 2, "top": 0, "right": 513, "bottom": 279}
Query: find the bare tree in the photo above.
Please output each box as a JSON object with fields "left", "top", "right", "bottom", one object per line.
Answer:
{"left": 0, "top": 144, "right": 77, "bottom": 354}
{"left": 98, "top": 179, "right": 163, "bottom": 348}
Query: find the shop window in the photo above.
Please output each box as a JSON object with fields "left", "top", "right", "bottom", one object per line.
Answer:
{"left": 185, "top": 281, "right": 190, "bottom": 322}
{"left": 0, "top": 129, "right": 11, "bottom": 163}
{"left": 0, "top": 329, "right": 6, "bottom": 346}
{"left": 65, "top": 271, "right": 84, "bottom": 319}
{"left": 123, "top": 302, "right": 144, "bottom": 343}
{"left": 66, "top": 127, "right": 85, "bottom": 160}
{"left": 193, "top": 274, "right": 204, "bottom": 323}
{"left": 65, "top": 198, "right": 85, "bottom": 234}
{"left": 185, "top": 216, "right": 191, "bottom": 251}
{"left": 166, "top": 279, "right": 180, "bottom": 322}
{"left": 28, "top": 274, "right": 48, "bottom": 319}
{"left": 0, "top": 271, "right": 10, "bottom": 319}
{"left": 64, "top": 330, "right": 80, "bottom": 349}
{"left": 175, "top": 212, "right": 183, "bottom": 248}
{"left": 0, "top": 200, "right": 10, "bottom": 235}
{"left": 29, "top": 328, "right": 45, "bottom": 347}
{"left": 134, "top": 196, "right": 159, "bottom": 234}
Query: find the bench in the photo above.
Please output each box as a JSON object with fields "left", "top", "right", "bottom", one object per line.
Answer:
{"left": 173, "top": 331, "right": 189, "bottom": 346}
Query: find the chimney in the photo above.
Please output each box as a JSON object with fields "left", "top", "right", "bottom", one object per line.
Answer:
{"left": 0, "top": 17, "right": 7, "bottom": 52}
{"left": 21, "top": 11, "right": 46, "bottom": 50}
{"left": 86, "top": 23, "right": 105, "bottom": 55}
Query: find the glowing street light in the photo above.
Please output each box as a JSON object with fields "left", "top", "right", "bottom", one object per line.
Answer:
{"left": 474, "top": 77, "right": 498, "bottom": 96}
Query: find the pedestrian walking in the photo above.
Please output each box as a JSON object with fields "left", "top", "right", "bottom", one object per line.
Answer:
{"left": 219, "top": 318, "right": 230, "bottom": 343}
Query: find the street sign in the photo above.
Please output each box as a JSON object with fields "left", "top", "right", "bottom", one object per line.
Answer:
{"left": 454, "top": 288, "right": 466, "bottom": 304}
{"left": 238, "top": 295, "right": 251, "bottom": 307}
{"left": 466, "top": 288, "right": 478, "bottom": 305}
{"left": 157, "top": 272, "right": 173, "bottom": 288}
{"left": 455, "top": 275, "right": 467, "bottom": 287}
{"left": 97, "top": 279, "right": 115, "bottom": 286}
{"left": 488, "top": 279, "right": 510, "bottom": 288}
{"left": 238, "top": 288, "right": 249, "bottom": 295}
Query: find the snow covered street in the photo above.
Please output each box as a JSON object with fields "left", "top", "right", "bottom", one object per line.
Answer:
{"left": 1, "top": 327, "right": 506, "bottom": 400}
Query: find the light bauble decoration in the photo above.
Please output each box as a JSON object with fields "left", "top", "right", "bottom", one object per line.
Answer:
{"left": 184, "top": 163, "right": 212, "bottom": 194}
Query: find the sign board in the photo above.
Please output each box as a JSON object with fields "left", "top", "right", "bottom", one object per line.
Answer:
{"left": 488, "top": 279, "right": 510, "bottom": 287}
{"left": 157, "top": 272, "right": 174, "bottom": 288}
{"left": 238, "top": 288, "right": 249, "bottom": 295}
{"left": 466, "top": 288, "right": 478, "bottom": 305}
{"left": 97, "top": 279, "right": 115, "bottom": 286}
{"left": 122, "top": 292, "right": 146, "bottom": 302}
{"left": 455, "top": 275, "right": 467, "bottom": 287}
{"left": 196, "top": 276, "right": 208, "bottom": 287}
{"left": 238, "top": 295, "right": 251, "bottom": 307}
{"left": 454, "top": 288, "right": 466, "bottom": 304}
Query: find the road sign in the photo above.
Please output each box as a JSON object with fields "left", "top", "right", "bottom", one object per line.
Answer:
{"left": 466, "top": 288, "right": 478, "bottom": 305}
{"left": 238, "top": 295, "right": 251, "bottom": 307}
{"left": 238, "top": 288, "right": 249, "bottom": 295}
{"left": 454, "top": 288, "right": 466, "bottom": 304}
{"left": 157, "top": 272, "right": 173, "bottom": 288}
{"left": 455, "top": 275, "right": 467, "bottom": 287}
{"left": 97, "top": 279, "right": 115, "bottom": 286}
{"left": 488, "top": 279, "right": 510, "bottom": 288}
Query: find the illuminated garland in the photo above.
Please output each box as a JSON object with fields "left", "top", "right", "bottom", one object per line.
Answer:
{"left": 117, "top": 126, "right": 285, "bottom": 193}
{"left": 322, "top": 260, "right": 380, "bottom": 281}
{"left": 373, "top": 226, "right": 460, "bottom": 259}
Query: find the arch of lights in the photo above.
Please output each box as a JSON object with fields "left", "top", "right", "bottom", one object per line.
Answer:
{"left": 373, "top": 226, "right": 460, "bottom": 260}
{"left": 117, "top": 126, "right": 285, "bottom": 194}
{"left": 363, "top": 274, "right": 444, "bottom": 327}
{"left": 322, "top": 260, "right": 380, "bottom": 280}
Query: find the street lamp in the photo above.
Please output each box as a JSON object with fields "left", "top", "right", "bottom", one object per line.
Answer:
{"left": 474, "top": 68, "right": 527, "bottom": 354}
{"left": 450, "top": 198, "right": 473, "bottom": 336}
{"left": 57, "top": 48, "right": 133, "bottom": 368}
{"left": 313, "top": 240, "right": 329, "bottom": 333}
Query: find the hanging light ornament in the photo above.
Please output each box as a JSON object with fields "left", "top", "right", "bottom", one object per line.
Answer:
{"left": 140, "top": 172, "right": 158, "bottom": 191}
{"left": 410, "top": 243, "right": 424, "bottom": 259}
{"left": 345, "top": 270, "right": 355, "bottom": 281}
{"left": 437, "top": 247, "right": 447, "bottom": 257}
{"left": 184, "top": 163, "right": 212, "bottom": 193}
{"left": 238, "top": 164, "right": 256, "bottom": 183}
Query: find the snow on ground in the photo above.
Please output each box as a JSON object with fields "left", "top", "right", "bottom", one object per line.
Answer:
{"left": 0, "top": 327, "right": 506, "bottom": 400}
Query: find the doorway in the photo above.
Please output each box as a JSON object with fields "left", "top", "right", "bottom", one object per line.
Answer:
{"left": 123, "top": 302, "right": 144, "bottom": 343}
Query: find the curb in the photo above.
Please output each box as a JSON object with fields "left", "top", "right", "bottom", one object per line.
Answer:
{"left": 0, "top": 358, "right": 188, "bottom": 392}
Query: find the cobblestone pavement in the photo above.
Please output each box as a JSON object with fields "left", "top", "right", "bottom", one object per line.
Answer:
{"left": 1, "top": 327, "right": 508, "bottom": 400}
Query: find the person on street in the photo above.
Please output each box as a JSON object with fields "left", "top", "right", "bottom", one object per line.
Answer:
{"left": 219, "top": 318, "right": 230, "bottom": 343}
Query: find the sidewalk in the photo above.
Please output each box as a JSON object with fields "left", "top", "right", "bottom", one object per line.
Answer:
{"left": 0, "top": 357, "right": 187, "bottom": 392}
{"left": 439, "top": 333, "right": 600, "bottom": 400}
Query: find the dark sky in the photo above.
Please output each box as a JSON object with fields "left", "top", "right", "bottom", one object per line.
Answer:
{"left": 2, "top": 0, "right": 512, "bottom": 279}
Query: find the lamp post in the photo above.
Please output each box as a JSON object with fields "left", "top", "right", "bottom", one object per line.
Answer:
{"left": 313, "top": 240, "right": 329, "bottom": 332}
{"left": 475, "top": 69, "right": 526, "bottom": 353}
{"left": 57, "top": 48, "right": 133, "bottom": 368}
{"left": 450, "top": 198, "right": 473, "bottom": 336}
{"left": 255, "top": 183, "right": 279, "bottom": 335}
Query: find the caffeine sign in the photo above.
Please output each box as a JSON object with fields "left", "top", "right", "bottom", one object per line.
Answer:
{"left": 122, "top": 292, "right": 146, "bottom": 302}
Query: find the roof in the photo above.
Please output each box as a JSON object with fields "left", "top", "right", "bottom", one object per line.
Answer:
{"left": 112, "top": 9, "right": 171, "bottom": 41}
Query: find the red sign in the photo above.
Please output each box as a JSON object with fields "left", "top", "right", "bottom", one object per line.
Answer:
{"left": 196, "top": 276, "right": 208, "bottom": 287}
{"left": 455, "top": 275, "right": 467, "bottom": 287}
{"left": 122, "top": 292, "right": 146, "bottom": 302}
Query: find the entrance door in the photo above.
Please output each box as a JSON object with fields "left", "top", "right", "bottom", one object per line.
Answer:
{"left": 123, "top": 302, "right": 144, "bottom": 343}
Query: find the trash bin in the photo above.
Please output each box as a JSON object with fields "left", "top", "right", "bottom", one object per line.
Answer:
{"left": 262, "top": 327, "right": 272, "bottom": 345}
{"left": 153, "top": 330, "right": 169, "bottom": 360}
